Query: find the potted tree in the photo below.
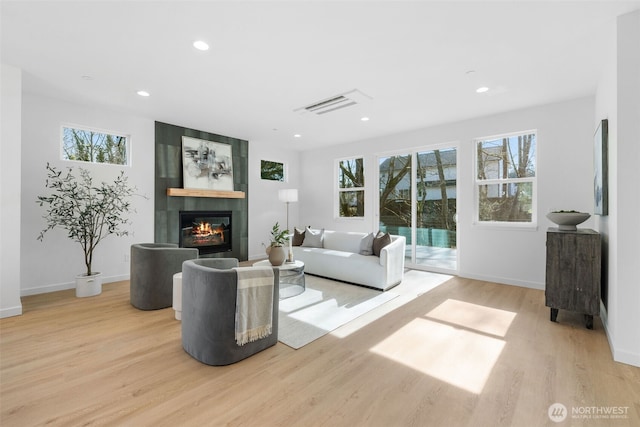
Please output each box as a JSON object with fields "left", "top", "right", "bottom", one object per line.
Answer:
{"left": 266, "top": 222, "right": 288, "bottom": 266}
{"left": 36, "top": 163, "right": 137, "bottom": 297}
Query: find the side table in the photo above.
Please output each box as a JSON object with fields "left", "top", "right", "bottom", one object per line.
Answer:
{"left": 545, "top": 228, "right": 601, "bottom": 329}
{"left": 172, "top": 272, "right": 182, "bottom": 320}
{"left": 253, "top": 259, "right": 305, "bottom": 299}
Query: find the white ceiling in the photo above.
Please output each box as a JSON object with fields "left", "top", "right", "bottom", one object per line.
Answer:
{"left": 2, "top": 1, "right": 639, "bottom": 150}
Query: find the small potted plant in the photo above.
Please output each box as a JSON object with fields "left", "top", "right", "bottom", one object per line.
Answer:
{"left": 266, "top": 222, "right": 288, "bottom": 266}
{"left": 36, "top": 163, "right": 137, "bottom": 297}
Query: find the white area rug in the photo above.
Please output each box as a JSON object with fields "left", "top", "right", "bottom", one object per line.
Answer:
{"left": 278, "top": 275, "right": 399, "bottom": 349}
{"left": 278, "top": 269, "right": 452, "bottom": 349}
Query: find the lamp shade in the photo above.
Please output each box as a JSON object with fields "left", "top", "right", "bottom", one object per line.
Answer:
{"left": 278, "top": 189, "right": 298, "bottom": 203}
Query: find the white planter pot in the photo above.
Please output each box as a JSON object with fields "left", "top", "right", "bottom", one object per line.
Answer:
{"left": 75, "top": 273, "right": 102, "bottom": 297}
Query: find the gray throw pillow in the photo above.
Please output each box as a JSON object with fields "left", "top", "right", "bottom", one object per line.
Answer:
{"left": 292, "top": 227, "right": 305, "bottom": 246}
{"left": 359, "top": 232, "right": 375, "bottom": 255}
{"left": 372, "top": 231, "right": 392, "bottom": 256}
{"left": 301, "top": 228, "right": 324, "bottom": 248}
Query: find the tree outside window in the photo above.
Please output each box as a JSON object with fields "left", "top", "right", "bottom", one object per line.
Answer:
{"left": 338, "top": 157, "right": 364, "bottom": 217}
{"left": 62, "top": 126, "right": 128, "bottom": 166}
{"left": 476, "top": 132, "right": 536, "bottom": 223}
{"left": 379, "top": 154, "right": 411, "bottom": 230}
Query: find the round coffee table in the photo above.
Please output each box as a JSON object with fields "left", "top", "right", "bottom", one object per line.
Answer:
{"left": 253, "top": 259, "right": 305, "bottom": 299}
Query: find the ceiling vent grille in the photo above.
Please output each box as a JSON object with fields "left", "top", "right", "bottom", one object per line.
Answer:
{"left": 295, "top": 89, "right": 372, "bottom": 115}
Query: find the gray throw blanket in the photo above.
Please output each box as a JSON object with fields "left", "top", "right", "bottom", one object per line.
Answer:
{"left": 233, "top": 266, "right": 274, "bottom": 346}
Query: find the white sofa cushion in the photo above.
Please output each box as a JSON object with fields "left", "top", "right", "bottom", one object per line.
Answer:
{"left": 323, "top": 230, "right": 365, "bottom": 253}
{"left": 291, "top": 230, "right": 405, "bottom": 290}
{"left": 359, "top": 232, "right": 375, "bottom": 255}
{"left": 297, "top": 248, "right": 386, "bottom": 286}
{"left": 301, "top": 227, "right": 324, "bottom": 248}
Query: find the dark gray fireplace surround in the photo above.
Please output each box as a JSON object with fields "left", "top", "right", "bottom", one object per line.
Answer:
{"left": 154, "top": 121, "right": 248, "bottom": 260}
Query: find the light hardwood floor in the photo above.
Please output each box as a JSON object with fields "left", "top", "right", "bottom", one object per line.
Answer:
{"left": 1, "top": 275, "right": 638, "bottom": 427}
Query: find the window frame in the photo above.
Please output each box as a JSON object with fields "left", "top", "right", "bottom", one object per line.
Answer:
{"left": 335, "top": 156, "right": 366, "bottom": 220}
{"left": 473, "top": 130, "right": 537, "bottom": 229}
{"left": 60, "top": 123, "right": 131, "bottom": 167}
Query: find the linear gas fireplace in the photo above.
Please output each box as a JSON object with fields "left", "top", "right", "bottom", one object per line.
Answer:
{"left": 179, "top": 210, "right": 232, "bottom": 255}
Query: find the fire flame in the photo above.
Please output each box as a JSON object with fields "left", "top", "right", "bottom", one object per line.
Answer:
{"left": 192, "top": 221, "right": 223, "bottom": 237}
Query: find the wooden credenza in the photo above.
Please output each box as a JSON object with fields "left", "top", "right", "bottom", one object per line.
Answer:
{"left": 545, "top": 228, "right": 601, "bottom": 329}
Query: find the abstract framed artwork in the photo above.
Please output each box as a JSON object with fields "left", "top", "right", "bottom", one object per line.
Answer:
{"left": 181, "top": 136, "right": 234, "bottom": 191}
{"left": 594, "top": 119, "right": 608, "bottom": 216}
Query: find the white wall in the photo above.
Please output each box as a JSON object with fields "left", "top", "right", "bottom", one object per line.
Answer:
{"left": 20, "top": 93, "right": 155, "bottom": 295}
{"left": 248, "top": 142, "right": 301, "bottom": 260}
{"left": 18, "top": 89, "right": 301, "bottom": 293}
{"left": 614, "top": 9, "right": 640, "bottom": 368}
{"left": 595, "top": 10, "right": 640, "bottom": 367}
{"left": 299, "top": 97, "right": 595, "bottom": 289}
{"left": 0, "top": 64, "right": 23, "bottom": 318}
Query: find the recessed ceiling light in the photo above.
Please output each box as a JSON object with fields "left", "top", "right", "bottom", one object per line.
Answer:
{"left": 361, "top": 117, "right": 370, "bottom": 122}
{"left": 193, "top": 40, "right": 209, "bottom": 51}
{"left": 476, "top": 86, "right": 489, "bottom": 93}
{"left": 294, "top": 134, "right": 301, "bottom": 138}
{"left": 137, "top": 90, "right": 150, "bottom": 97}
{"left": 81, "top": 75, "right": 93, "bottom": 81}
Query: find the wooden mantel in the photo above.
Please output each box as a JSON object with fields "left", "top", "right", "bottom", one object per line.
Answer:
{"left": 166, "top": 188, "right": 246, "bottom": 199}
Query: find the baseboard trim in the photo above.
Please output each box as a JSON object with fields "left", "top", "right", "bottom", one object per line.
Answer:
{"left": 600, "top": 301, "right": 614, "bottom": 355}
{"left": 21, "top": 274, "right": 130, "bottom": 296}
{"left": 0, "top": 305, "right": 23, "bottom": 319}
{"left": 612, "top": 348, "right": 640, "bottom": 367}
{"left": 600, "top": 302, "right": 640, "bottom": 367}
{"left": 459, "top": 272, "right": 544, "bottom": 290}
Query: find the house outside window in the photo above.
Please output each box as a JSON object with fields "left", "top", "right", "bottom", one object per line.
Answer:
{"left": 337, "top": 157, "right": 364, "bottom": 218}
{"left": 61, "top": 125, "right": 129, "bottom": 166}
{"left": 475, "top": 131, "right": 536, "bottom": 224}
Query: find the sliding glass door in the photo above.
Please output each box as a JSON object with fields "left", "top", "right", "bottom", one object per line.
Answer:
{"left": 378, "top": 146, "right": 458, "bottom": 273}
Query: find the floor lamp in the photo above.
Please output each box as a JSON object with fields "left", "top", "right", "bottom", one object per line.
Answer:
{"left": 278, "top": 189, "right": 298, "bottom": 262}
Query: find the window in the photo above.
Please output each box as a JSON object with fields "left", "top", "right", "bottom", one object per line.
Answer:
{"left": 62, "top": 125, "right": 129, "bottom": 166}
{"left": 475, "top": 131, "right": 536, "bottom": 224}
{"left": 337, "top": 157, "right": 364, "bottom": 218}
{"left": 260, "top": 160, "right": 285, "bottom": 181}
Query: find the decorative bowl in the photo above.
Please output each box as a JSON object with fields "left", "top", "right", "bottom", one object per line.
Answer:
{"left": 546, "top": 211, "right": 591, "bottom": 231}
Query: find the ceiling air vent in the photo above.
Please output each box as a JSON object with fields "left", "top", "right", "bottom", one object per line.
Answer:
{"left": 295, "top": 89, "right": 372, "bottom": 115}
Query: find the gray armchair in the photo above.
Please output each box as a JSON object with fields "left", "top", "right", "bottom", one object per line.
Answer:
{"left": 130, "top": 243, "right": 198, "bottom": 310}
{"left": 181, "top": 258, "right": 279, "bottom": 366}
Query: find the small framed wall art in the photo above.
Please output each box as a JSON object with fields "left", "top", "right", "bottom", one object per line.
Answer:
{"left": 260, "top": 159, "right": 285, "bottom": 182}
{"left": 593, "top": 119, "right": 608, "bottom": 216}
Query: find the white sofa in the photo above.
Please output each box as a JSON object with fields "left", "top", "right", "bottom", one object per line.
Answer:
{"left": 291, "top": 230, "right": 406, "bottom": 291}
